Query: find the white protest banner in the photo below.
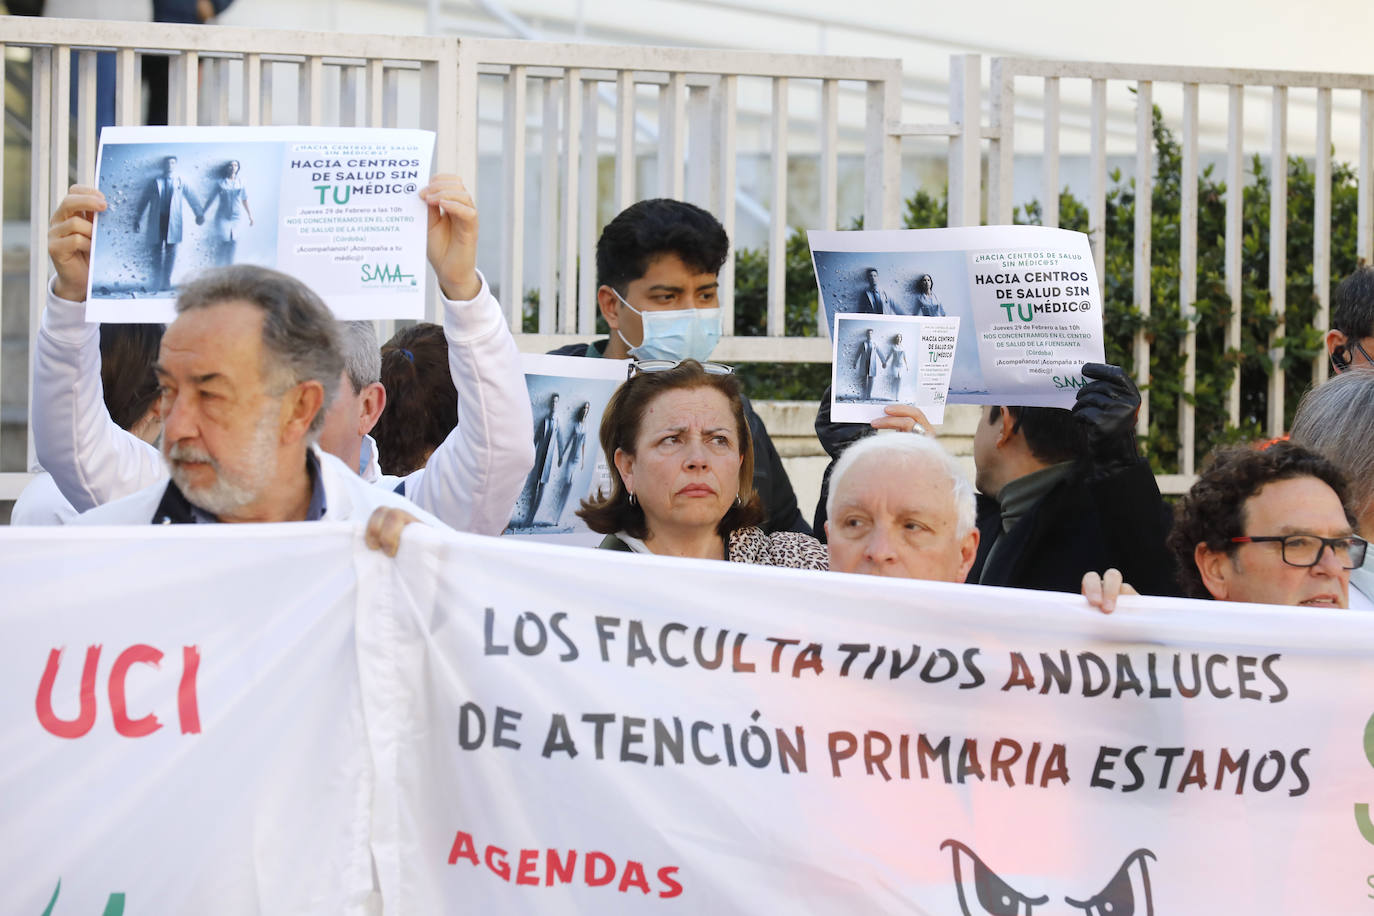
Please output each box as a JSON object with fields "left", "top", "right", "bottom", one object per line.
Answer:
{"left": 86, "top": 126, "right": 435, "bottom": 323}
{"left": 380, "top": 529, "right": 1374, "bottom": 914}
{"left": 6, "top": 525, "right": 1374, "bottom": 914}
{"left": 0, "top": 525, "right": 376, "bottom": 915}
{"left": 809, "top": 226, "right": 1105, "bottom": 408}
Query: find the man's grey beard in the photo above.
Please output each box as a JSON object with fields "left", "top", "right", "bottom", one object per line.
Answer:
{"left": 163, "top": 404, "right": 280, "bottom": 518}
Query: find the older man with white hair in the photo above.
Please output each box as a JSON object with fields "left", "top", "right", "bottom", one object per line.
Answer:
{"left": 826, "top": 430, "right": 1129, "bottom": 614}
{"left": 824, "top": 432, "right": 980, "bottom": 583}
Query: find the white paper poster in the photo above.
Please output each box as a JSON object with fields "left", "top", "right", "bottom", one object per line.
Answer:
{"left": 809, "top": 226, "right": 1106, "bottom": 409}
{"left": 86, "top": 125, "right": 435, "bottom": 322}
{"left": 504, "top": 354, "right": 627, "bottom": 545}
{"left": 831, "top": 312, "right": 959, "bottom": 424}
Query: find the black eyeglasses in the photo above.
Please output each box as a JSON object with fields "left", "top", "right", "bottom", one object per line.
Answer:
{"left": 1229, "top": 533, "right": 1368, "bottom": 570}
{"left": 626, "top": 359, "right": 734, "bottom": 381}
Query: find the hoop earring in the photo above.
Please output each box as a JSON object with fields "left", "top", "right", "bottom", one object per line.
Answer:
{"left": 628, "top": 491, "right": 638, "bottom": 507}
{"left": 734, "top": 495, "right": 742, "bottom": 507}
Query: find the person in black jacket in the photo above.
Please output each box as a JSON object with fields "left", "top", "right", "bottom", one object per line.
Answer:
{"left": 814, "top": 363, "right": 1181, "bottom": 596}
{"left": 547, "top": 198, "right": 809, "bottom": 535}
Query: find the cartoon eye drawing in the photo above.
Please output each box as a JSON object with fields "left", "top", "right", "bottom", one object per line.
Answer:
{"left": 941, "top": 839, "right": 1049, "bottom": 916}
{"left": 1065, "top": 849, "right": 1156, "bottom": 916}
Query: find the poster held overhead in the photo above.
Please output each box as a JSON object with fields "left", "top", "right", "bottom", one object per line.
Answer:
{"left": 810, "top": 225, "right": 1105, "bottom": 409}
{"left": 86, "top": 125, "right": 435, "bottom": 323}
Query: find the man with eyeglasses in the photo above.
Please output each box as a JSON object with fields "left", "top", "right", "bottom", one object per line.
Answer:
{"left": 1325, "top": 266, "right": 1374, "bottom": 373}
{"left": 1167, "top": 442, "right": 1366, "bottom": 609}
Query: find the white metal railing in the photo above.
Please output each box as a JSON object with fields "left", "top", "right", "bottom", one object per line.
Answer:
{"left": 981, "top": 58, "right": 1374, "bottom": 479}
{"left": 1, "top": 16, "right": 915, "bottom": 500}
{"left": 5, "top": 17, "right": 1374, "bottom": 503}
{"left": 453, "top": 37, "right": 903, "bottom": 361}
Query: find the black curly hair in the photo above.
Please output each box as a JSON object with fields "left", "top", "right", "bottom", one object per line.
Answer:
{"left": 1167, "top": 441, "right": 1356, "bottom": 599}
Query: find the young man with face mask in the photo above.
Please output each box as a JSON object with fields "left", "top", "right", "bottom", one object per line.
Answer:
{"left": 547, "top": 198, "right": 810, "bottom": 534}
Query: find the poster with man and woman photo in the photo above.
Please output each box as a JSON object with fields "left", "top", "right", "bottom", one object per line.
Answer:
{"left": 503, "top": 355, "right": 626, "bottom": 545}
{"left": 86, "top": 125, "right": 435, "bottom": 323}
{"left": 809, "top": 225, "right": 1106, "bottom": 412}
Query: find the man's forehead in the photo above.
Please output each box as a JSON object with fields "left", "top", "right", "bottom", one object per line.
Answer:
{"left": 1243, "top": 474, "right": 1349, "bottom": 529}
{"left": 159, "top": 301, "right": 266, "bottom": 379}
{"left": 637, "top": 252, "right": 718, "bottom": 285}
{"left": 837, "top": 454, "right": 957, "bottom": 509}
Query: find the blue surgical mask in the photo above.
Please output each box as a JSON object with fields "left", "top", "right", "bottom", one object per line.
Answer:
{"left": 612, "top": 289, "right": 722, "bottom": 362}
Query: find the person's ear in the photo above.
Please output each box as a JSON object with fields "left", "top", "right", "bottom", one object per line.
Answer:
{"left": 956, "top": 528, "right": 981, "bottom": 583}
{"left": 598, "top": 286, "right": 623, "bottom": 331}
{"left": 281, "top": 380, "right": 325, "bottom": 445}
{"left": 359, "top": 381, "right": 386, "bottom": 436}
{"left": 995, "top": 408, "right": 1017, "bottom": 448}
{"left": 1194, "top": 542, "right": 1233, "bottom": 600}
{"left": 1327, "top": 329, "right": 1351, "bottom": 370}
{"left": 613, "top": 447, "right": 635, "bottom": 495}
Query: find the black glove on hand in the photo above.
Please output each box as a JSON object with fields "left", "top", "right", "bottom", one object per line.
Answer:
{"left": 1073, "top": 362, "right": 1140, "bottom": 470}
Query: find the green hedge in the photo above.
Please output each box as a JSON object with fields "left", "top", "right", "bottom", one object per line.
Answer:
{"left": 733, "top": 107, "right": 1362, "bottom": 473}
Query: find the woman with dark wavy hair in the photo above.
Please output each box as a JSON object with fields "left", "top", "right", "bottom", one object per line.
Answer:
{"left": 372, "top": 323, "right": 456, "bottom": 477}
{"left": 579, "top": 360, "right": 827, "bottom": 568}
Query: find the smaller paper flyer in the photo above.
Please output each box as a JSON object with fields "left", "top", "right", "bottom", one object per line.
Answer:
{"left": 809, "top": 225, "right": 1106, "bottom": 409}
{"left": 504, "top": 354, "right": 628, "bottom": 546}
{"left": 86, "top": 125, "right": 435, "bottom": 323}
{"left": 831, "top": 312, "right": 959, "bottom": 424}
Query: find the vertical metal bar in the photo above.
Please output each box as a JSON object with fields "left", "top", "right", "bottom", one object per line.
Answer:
{"left": 713, "top": 74, "right": 738, "bottom": 334}
{"left": 1225, "top": 86, "right": 1244, "bottom": 426}
{"left": 818, "top": 78, "right": 839, "bottom": 232}
{"left": 1180, "top": 83, "right": 1199, "bottom": 475}
{"left": 173, "top": 51, "right": 198, "bottom": 125}
{"left": 260, "top": 59, "right": 275, "bottom": 125}
{"left": 1360, "top": 91, "right": 1373, "bottom": 266}
{"left": 243, "top": 54, "right": 263, "bottom": 126}
{"left": 560, "top": 69, "right": 582, "bottom": 334}
{"left": 30, "top": 48, "right": 55, "bottom": 474}
{"left": 1042, "top": 76, "right": 1060, "bottom": 228}
{"left": 207, "top": 57, "right": 230, "bottom": 125}
{"left": 1133, "top": 79, "right": 1153, "bottom": 438}
{"left": 658, "top": 72, "right": 686, "bottom": 199}
{"left": 988, "top": 58, "right": 1015, "bottom": 225}
{"left": 1089, "top": 78, "right": 1107, "bottom": 297}
{"left": 947, "top": 55, "right": 981, "bottom": 228}
{"left": 863, "top": 66, "right": 901, "bottom": 229}
{"left": 383, "top": 68, "right": 399, "bottom": 128}
{"left": 76, "top": 51, "right": 98, "bottom": 185}
{"left": 340, "top": 64, "right": 360, "bottom": 127}
{"left": 539, "top": 80, "right": 559, "bottom": 335}
{"left": 445, "top": 41, "right": 469, "bottom": 179}
{"left": 430, "top": 40, "right": 465, "bottom": 323}
{"left": 365, "top": 59, "right": 385, "bottom": 127}
{"left": 50, "top": 45, "right": 71, "bottom": 218}
{"left": 115, "top": 48, "right": 139, "bottom": 126}
{"left": 614, "top": 70, "right": 635, "bottom": 210}
{"left": 578, "top": 79, "right": 599, "bottom": 335}
{"left": 817, "top": 77, "right": 839, "bottom": 338}
{"left": 686, "top": 83, "right": 711, "bottom": 208}
{"left": 767, "top": 77, "right": 788, "bottom": 336}
{"left": 1314, "top": 87, "right": 1332, "bottom": 386}
{"left": 299, "top": 55, "right": 323, "bottom": 125}
{"left": 1268, "top": 87, "right": 1288, "bottom": 438}
{"left": 502, "top": 65, "right": 528, "bottom": 330}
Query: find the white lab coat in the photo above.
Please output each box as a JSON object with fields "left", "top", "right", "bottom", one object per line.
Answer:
{"left": 32, "top": 272, "right": 533, "bottom": 535}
